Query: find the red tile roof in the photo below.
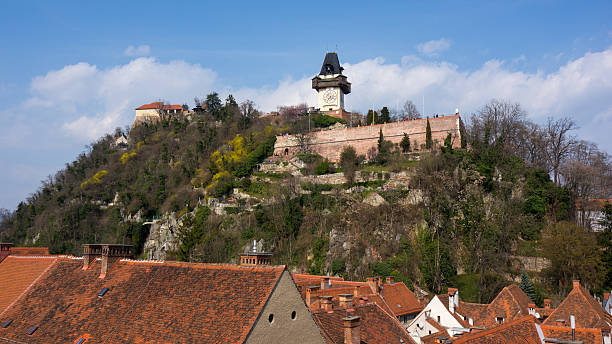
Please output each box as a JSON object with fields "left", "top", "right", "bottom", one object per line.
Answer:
{"left": 543, "top": 281, "right": 612, "bottom": 332}
{"left": 312, "top": 303, "right": 415, "bottom": 344}
{"left": 380, "top": 282, "right": 423, "bottom": 316}
{"left": 541, "top": 325, "right": 603, "bottom": 344}
{"left": 0, "top": 256, "right": 56, "bottom": 316}
{"left": 480, "top": 284, "right": 532, "bottom": 328}
{"left": 135, "top": 102, "right": 182, "bottom": 110}
{"left": 452, "top": 315, "right": 541, "bottom": 344}
{"left": 0, "top": 257, "right": 285, "bottom": 343}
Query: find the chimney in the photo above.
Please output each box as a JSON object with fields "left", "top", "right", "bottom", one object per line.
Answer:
{"left": 604, "top": 293, "right": 610, "bottom": 306}
{"left": 573, "top": 280, "right": 581, "bottom": 289}
{"left": 339, "top": 294, "right": 353, "bottom": 309}
{"left": 386, "top": 276, "right": 394, "bottom": 285}
{"left": 353, "top": 286, "right": 360, "bottom": 297}
{"left": 321, "top": 277, "right": 330, "bottom": 290}
{"left": 0, "top": 243, "right": 13, "bottom": 253}
{"left": 528, "top": 303, "right": 536, "bottom": 315}
{"left": 366, "top": 277, "right": 380, "bottom": 293}
{"left": 570, "top": 313, "right": 576, "bottom": 341}
{"left": 343, "top": 316, "right": 361, "bottom": 344}
{"left": 449, "top": 295, "right": 455, "bottom": 314}
{"left": 320, "top": 296, "right": 333, "bottom": 311}
{"left": 83, "top": 244, "right": 133, "bottom": 278}
{"left": 544, "top": 299, "right": 551, "bottom": 309}
{"left": 448, "top": 288, "right": 459, "bottom": 312}
{"left": 305, "top": 286, "right": 319, "bottom": 306}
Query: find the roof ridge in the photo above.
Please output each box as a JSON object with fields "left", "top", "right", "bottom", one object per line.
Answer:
{"left": 454, "top": 315, "right": 535, "bottom": 343}
{"left": 5, "top": 255, "right": 57, "bottom": 259}
{"left": 117, "top": 259, "right": 286, "bottom": 271}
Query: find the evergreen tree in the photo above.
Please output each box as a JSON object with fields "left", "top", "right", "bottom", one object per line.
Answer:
{"left": 373, "top": 111, "right": 379, "bottom": 125}
{"left": 400, "top": 133, "right": 411, "bottom": 153}
{"left": 366, "top": 110, "right": 374, "bottom": 125}
{"left": 378, "top": 128, "right": 384, "bottom": 150}
{"left": 519, "top": 271, "right": 536, "bottom": 301}
{"left": 599, "top": 204, "right": 612, "bottom": 289}
{"left": 380, "top": 107, "right": 391, "bottom": 123}
{"left": 425, "top": 118, "right": 433, "bottom": 149}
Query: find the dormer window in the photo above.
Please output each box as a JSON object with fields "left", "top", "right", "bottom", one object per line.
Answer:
{"left": 496, "top": 317, "right": 504, "bottom": 325}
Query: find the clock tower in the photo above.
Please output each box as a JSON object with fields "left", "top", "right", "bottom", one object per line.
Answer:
{"left": 312, "top": 52, "right": 351, "bottom": 115}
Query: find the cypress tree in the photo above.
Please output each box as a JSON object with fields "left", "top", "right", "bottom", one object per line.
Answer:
{"left": 400, "top": 133, "right": 411, "bottom": 153}
{"left": 366, "top": 110, "right": 374, "bottom": 125}
{"left": 519, "top": 271, "right": 536, "bottom": 302}
{"left": 373, "top": 111, "right": 379, "bottom": 125}
{"left": 425, "top": 118, "right": 432, "bottom": 149}
{"left": 380, "top": 106, "right": 391, "bottom": 123}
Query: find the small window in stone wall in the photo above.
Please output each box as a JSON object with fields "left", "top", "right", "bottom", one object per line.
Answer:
{"left": 291, "top": 311, "right": 297, "bottom": 320}
{"left": 268, "top": 314, "right": 274, "bottom": 324}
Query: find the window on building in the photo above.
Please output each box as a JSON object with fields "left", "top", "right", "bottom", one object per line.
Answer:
{"left": 496, "top": 317, "right": 504, "bottom": 325}
{"left": 437, "top": 316, "right": 441, "bottom": 323}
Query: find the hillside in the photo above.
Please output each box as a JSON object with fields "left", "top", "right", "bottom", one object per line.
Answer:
{"left": 1, "top": 95, "right": 610, "bottom": 304}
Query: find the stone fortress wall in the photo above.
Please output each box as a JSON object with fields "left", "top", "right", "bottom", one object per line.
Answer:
{"left": 274, "top": 114, "right": 462, "bottom": 162}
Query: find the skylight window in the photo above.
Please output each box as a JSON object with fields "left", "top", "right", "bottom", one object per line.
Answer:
{"left": 26, "top": 326, "right": 38, "bottom": 335}
{"left": 98, "top": 288, "right": 109, "bottom": 298}
{"left": 1, "top": 320, "right": 12, "bottom": 328}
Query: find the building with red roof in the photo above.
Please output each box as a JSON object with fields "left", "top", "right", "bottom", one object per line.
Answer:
{"left": 543, "top": 280, "right": 612, "bottom": 343}
{"left": 133, "top": 101, "right": 184, "bottom": 126}
{"left": 0, "top": 244, "right": 325, "bottom": 344}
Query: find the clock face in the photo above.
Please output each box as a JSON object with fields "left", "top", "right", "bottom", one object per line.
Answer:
{"left": 323, "top": 88, "right": 337, "bottom": 104}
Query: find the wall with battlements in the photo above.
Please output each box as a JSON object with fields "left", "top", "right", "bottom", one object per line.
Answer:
{"left": 273, "top": 114, "right": 462, "bottom": 161}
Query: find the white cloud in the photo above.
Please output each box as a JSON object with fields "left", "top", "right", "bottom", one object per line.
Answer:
{"left": 24, "top": 57, "right": 216, "bottom": 140}
{"left": 245, "top": 49, "right": 612, "bottom": 153}
{"left": 18, "top": 48, "right": 612, "bottom": 150}
{"left": 124, "top": 44, "right": 151, "bottom": 57}
{"left": 416, "top": 38, "right": 452, "bottom": 57}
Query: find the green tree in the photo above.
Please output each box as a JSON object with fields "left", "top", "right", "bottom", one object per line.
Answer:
{"left": 379, "top": 107, "right": 391, "bottom": 123}
{"left": 400, "top": 133, "right": 411, "bottom": 153}
{"left": 373, "top": 111, "right": 379, "bottom": 125}
{"left": 599, "top": 203, "right": 612, "bottom": 289}
{"left": 366, "top": 110, "right": 374, "bottom": 125}
{"left": 519, "top": 271, "right": 536, "bottom": 302}
{"left": 340, "top": 146, "right": 358, "bottom": 184}
{"left": 426, "top": 118, "right": 433, "bottom": 149}
{"left": 542, "top": 221, "right": 603, "bottom": 292}
{"left": 205, "top": 92, "right": 222, "bottom": 119}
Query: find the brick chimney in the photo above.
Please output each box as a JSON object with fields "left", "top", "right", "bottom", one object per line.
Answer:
{"left": 343, "top": 315, "right": 361, "bottom": 344}
{"left": 339, "top": 294, "right": 353, "bottom": 309}
{"left": 321, "top": 277, "right": 330, "bottom": 290}
{"left": 320, "top": 296, "right": 333, "bottom": 311}
{"left": 573, "top": 280, "right": 581, "bottom": 289}
{"left": 305, "top": 286, "right": 319, "bottom": 306}
{"left": 0, "top": 243, "right": 13, "bottom": 252}
{"left": 544, "top": 299, "right": 551, "bottom": 309}
{"left": 366, "top": 277, "right": 380, "bottom": 293}
{"left": 83, "top": 244, "right": 133, "bottom": 278}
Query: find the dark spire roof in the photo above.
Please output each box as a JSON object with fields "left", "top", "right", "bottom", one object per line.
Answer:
{"left": 319, "top": 52, "right": 344, "bottom": 76}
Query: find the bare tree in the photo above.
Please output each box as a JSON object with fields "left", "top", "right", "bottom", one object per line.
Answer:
{"left": 399, "top": 100, "right": 421, "bottom": 121}
{"left": 278, "top": 103, "right": 308, "bottom": 118}
{"left": 561, "top": 140, "right": 612, "bottom": 201}
{"left": 515, "top": 121, "right": 549, "bottom": 171}
{"left": 469, "top": 100, "right": 527, "bottom": 152}
{"left": 239, "top": 99, "right": 260, "bottom": 119}
{"left": 545, "top": 117, "right": 578, "bottom": 184}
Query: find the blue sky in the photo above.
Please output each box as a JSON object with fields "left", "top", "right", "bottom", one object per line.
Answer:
{"left": 1, "top": 0, "right": 611, "bottom": 209}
